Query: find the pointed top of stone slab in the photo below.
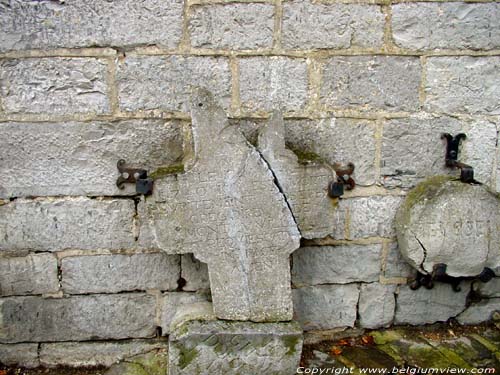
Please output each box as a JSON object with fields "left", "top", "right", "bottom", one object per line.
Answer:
{"left": 141, "top": 89, "right": 300, "bottom": 321}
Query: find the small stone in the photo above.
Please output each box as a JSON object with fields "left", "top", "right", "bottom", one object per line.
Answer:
{"left": 181, "top": 254, "right": 210, "bottom": 292}
{"left": 358, "top": 284, "right": 396, "bottom": 329}
{"left": 395, "top": 283, "right": 470, "bottom": 325}
{"left": 292, "top": 284, "right": 359, "bottom": 330}
{"left": 292, "top": 244, "right": 382, "bottom": 286}
{"left": 0, "top": 253, "right": 59, "bottom": 296}
{"left": 457, "top": 298, "right": 500, "bottom": 325}
{"left": 473, "top": 278, "right": 500, "bottom": 298}
{"left": 0, "top": 343, "right": 40, "bottom": 368}
{"left": 395, "top": 177, "right": 500, "bottom": 277}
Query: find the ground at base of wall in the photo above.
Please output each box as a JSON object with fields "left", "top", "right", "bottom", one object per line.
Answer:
{"left": 1, "top": 323, "right": 499, "bottom": 374}
{"left": 302, "top": 323, "right": 500, "bottom": 371}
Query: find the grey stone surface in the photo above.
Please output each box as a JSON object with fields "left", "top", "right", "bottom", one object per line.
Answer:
{"left": 257, "top": 112, "right": 338, "bottom": 238}
{"left": 392, "top": 3, "right": 500, "bottom": 51}
{"left": 181, "top": 254, "right": 210, "bottom": 292}
{"left": 0, "top": 294, "right": 156, "bottom": 343}
{"left": 396, "top": 177, "right": 500, "bottom": 277}
{"left": 239, "top": 57, "right": 308, "bottom": 113}
{"left": 348, "top": 196, "right": 403, "bottom": 239}
{"left": 474, "top": 278, "right": 500, "bottom": 298}
{"left": 424, "top": 56, "right": 500, "bottom": 115}
{"left": 358, "top": 283, "right": 396, "bottom": 329}
{"left": 0, "top": 343, "right": 39, "bottom": 368}
{"left": 140, "top": 89, "right": 300, "bottom": 322}
{"left": 117, "top": 56, "right": 231, "bottom": 113}
{"left": 61, "top": 253, "right": 180, "bottom": 294}
{"left": 160, "top": 292, "right": 209, "bottom": 335}
{"left": 189, "top": 3, "right": 274, "bottom": 50}
{"left": 384, "top": 243, "right": 414, "bottom": 279}
{"left": 0, "top": 0, "right": 184, "bottom": 52}
{"left": 381, "top": 116, "right": 498, "bottom": 189}
{"left": 283, "top": 0, "right": 384, "bottom": 50}
{"left": 1, "top": 58, "right": 109, "bottom": 115}
{"left": 0, "top": 120, "right": 183, "bottom": 198}
{"left": 292, "top": 244, "right": 382, "bottom": 286}
{"left": 169, "top": 308, "right": 303, "bottom": 375}
{"left": 40, "top": 339, "right": 168, "bottom": 368}
{"left": 105, "top": 350, "right": 168, "bottom": 375}
{"left": 321, "top": 56, "right": 420, "bottom": 112}
{"left": 456, "top": 298, "right": 500, "bottom": 325}
{"left": 0, "top": 197, "right": 136, "bottom": 252}
{"left": 395, "top": 283, "right": 470, "bottom": 325}
{"left": 0, "top": 253, "right": 59, "bottom": 296}
{"left": 292, "top": 284, "right": 359, "bottom": 330}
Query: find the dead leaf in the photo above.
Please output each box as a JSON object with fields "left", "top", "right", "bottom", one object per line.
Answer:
{"left": 330, "top": 346, "right": 343, "bottom": 356}
{"left": 361, "top": 335, "right": 375, "bottom": 345}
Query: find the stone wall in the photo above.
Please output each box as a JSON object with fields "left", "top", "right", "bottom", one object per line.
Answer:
{"left": 0, "top": 0, "right": 499, "bottom": 368}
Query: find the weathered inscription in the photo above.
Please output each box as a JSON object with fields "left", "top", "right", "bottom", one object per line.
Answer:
{"left": 396, "top": 176, "right": 500, "bottom": 277}
{"left": 257, "top": 112, "right": 337, "bottom": 238}
{"left": 140, "top": 89, "right": 300, "bottom": 321}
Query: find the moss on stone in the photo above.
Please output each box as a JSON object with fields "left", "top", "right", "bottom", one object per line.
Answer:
{"left": 283, "top": 335, "right": 300, "bottom": 356}
{"left": 178, "top": 346, "right": 198, "bottom": 369}
{"left": 150, "top": 163, "right": 185, "bottom": 179}
{"left": 287, "top": 146, "right": 324, "bottom": 165}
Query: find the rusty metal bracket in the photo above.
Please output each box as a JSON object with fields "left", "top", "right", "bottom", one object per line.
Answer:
{"left": 441, "top": 133, "right": 475, "bottom": 183}
{"left": 410, "top": 263, "right": 495, "bottom": 292}
{"left": 116, "top": 159, "right": 153, "bottom": 195}
{"left": 328, "top": 162, "right": 355, "bottom": 198}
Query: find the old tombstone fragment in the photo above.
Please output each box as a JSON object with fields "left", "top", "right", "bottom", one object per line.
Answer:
{"left": 395, "top": 176, "right": 500, "bottom": 279}
{"left": 168, "top": 302, "right": 303, "bottom": 375}
{"left": 257, "top": 112, "right": 338, "bottom": 238}
{"left": 140, "top": 89, "right": 300, "bottom": 321}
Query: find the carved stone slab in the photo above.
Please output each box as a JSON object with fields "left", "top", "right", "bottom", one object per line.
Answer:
{"left": 257, "top": 112, "right": 337, "bottom": 239}
{"left": 168, "top": 303, "right": 303, "bottom": 375}
{"left": 140, "top": 89, "right": 300, "bottom": 321}
{"left": 396, "top": 176, "right": 500, "bottom": 277}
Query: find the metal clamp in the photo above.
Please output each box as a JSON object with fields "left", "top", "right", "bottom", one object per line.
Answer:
{"left": 328, "top": 163, "right": 355, "bottom": 198}
{"left": 410, "top": 263, "right": 495, "bottom": 292}
{"left": 116, "top": 159, "right": 153, "bottom": 195}
{"left": 441, "top": 133, "right": 475, "bottom": 183}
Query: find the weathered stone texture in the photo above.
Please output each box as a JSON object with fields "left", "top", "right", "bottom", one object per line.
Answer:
{"left": 381, "top": 116, "right": 498, "bottom": 189}
{"left": 396, "top": 178, "right": 500, "bottom": 277}
{"left": 61, "top": 254, "right": 180, "bottom": 294}
{"left": 384, "top": 243, "right": 413, "bottom": 279}
{"left": 140, "top": 89, "right": 300, "bottom": 322}
{"left": 0, "top": 58, "right": 109, "bottom": 115}
{"left": 0, "top": 253, "right": 59, "bottom": 296}
{"left": 456, "top": 298, "right": 500, "bottom": 325}
{"left": 292, "top": 245, "right": 382, "bottom": 286}
{"left": 0, "top": 120, "right": 183, "bottom": 198}
{"left": 0, "top": 343, "right": 40, "bottom": 368}
{"left": 257, "top": 112, "right": 338, "bottom": 238}
{"left": 395, "top": 283, "right": 470, "bottom": 325}
{"left": 117, "top": 56, "right": 231, "bottom": 112}
{"left": 321, "top": 56, "right": 420, "bottom": 112}
{"left": 424, "top": 57, "right": 500, "bottom": 115}
{"left": 0, "top": 0, "right": 184, "bottom": 52}
{"left": 392, "top": 3, "right": 500, "bottom": 51}
{"left": 239, "top": 57, "right": 308, "bottom": 113}
{"left": 283, "top": 0, "right": 384, "bottom": 50}
{"left": 40, "top": 339, "right": 168, "bottom": 368}
{"left": 358, "top": 284, "right": 396, "bottom": 329}
{"left": 169, "top": 314, "right": 303, "bottom": 375}
{"left": 189, "top": 4, "right": 274, "bottom": 50}
{"left": 293, "top": 284, "right": 359, "bottom": 330}
{"left": 0, "top": 198, "right": 136, "bottom": 252}
{"left": 181, "top": 254, "right": 210, "bottom": 292}
{"left": 0, "top": 294, "right": 156, "bottom": 343}
{"left": 160, "top": 292, "right": 209, "bottom": 335}
{"left": 474, "top": 278, "right": 500, "bottom": 298}
{"left": 348, "top": 196, "right": 403, "bottom": 239}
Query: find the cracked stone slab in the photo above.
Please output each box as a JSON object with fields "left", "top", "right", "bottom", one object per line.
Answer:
{"left": 139, "top": 89, "right": 300, "bottom": 322}
{"left": 257, "top": 112, "right": 337, "bottom": 239}
{"left": 395, "top": 176, "right": 500, "bottom": 277}
{"left": 168, "top": 302, "right": 303, "bottom": 375}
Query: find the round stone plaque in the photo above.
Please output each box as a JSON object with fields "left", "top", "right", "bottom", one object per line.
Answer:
{"left": 395, "top": 176, "right": 500, "bottom": 277}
